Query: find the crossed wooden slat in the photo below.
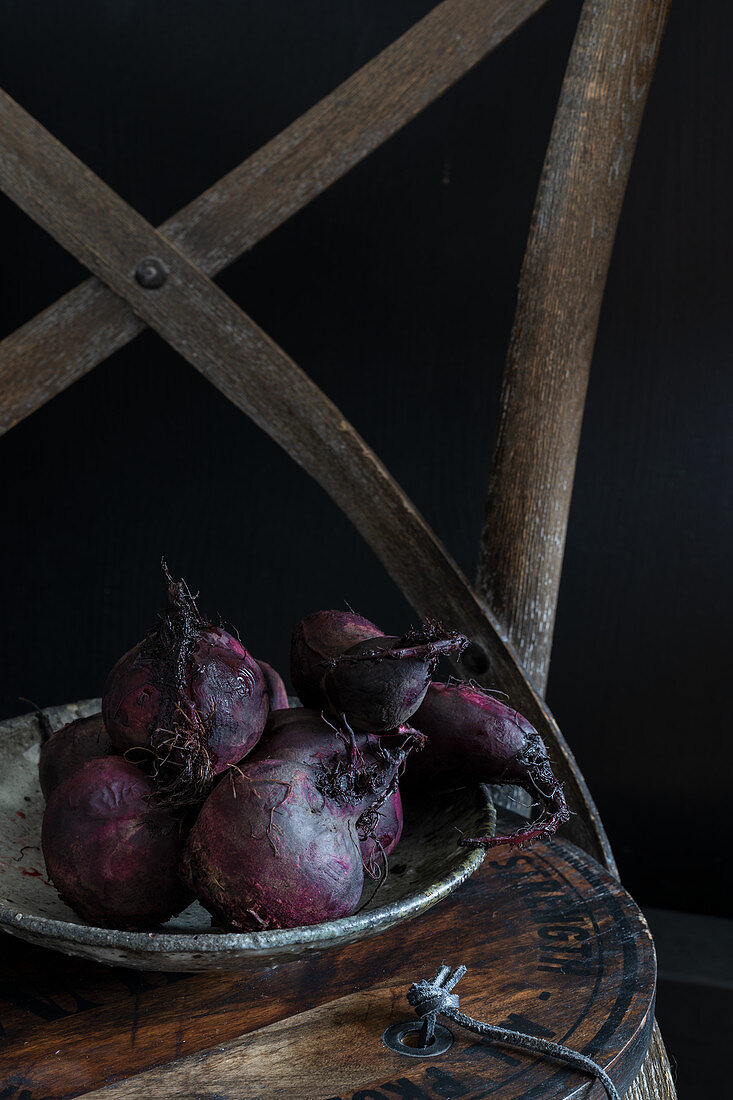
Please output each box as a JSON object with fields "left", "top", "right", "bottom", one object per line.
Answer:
{"left": 0, "top": 0, "right": 548, "bottom": 435}
{"left": 0, "top": 0, "right": 669, "bottom": 878}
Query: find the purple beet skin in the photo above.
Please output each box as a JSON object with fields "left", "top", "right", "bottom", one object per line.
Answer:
{"left": 290, "top": 610, "right": 384, "bottom": 709}
{"left": 320, "top": 624, "right": 468, "bottom": 733}
{"left": 409, "top": 682, "right": 570, "bottom": 850}
{"left": 103, "top": 565, "right": 268, "bottom": 806}
{"left": 249, "top": 708, "right": 412, "bottom": 871}
{"left": 42, "top": 757, "right": 191, "bottom": 929}
{"left": 39, "top": 713, "right": 112, "bottom": 800}
{"left": 257, "top": 660, "right": 289, "bottom": 711}
{"left": 181, "top": 759, "right": 364, "bottom": 930}
{"left": 250, "top": 708, "right": 392, "bottom": 805}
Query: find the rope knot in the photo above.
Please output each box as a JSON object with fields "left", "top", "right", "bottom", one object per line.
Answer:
{"left": 407, "top": 976, "right": 461, "bottom": 1017}
{"left": 406, "top": 964, "right": 465, "bottom": 1041}
{"left": 401, "top": 963, "right": 619, "bottom": 1099}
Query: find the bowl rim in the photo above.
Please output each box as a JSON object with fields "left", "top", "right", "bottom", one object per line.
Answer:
{"left": 0, "top": 814, "right": 488, "bottom": 956}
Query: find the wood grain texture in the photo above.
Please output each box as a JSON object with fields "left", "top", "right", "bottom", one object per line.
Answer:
{"left": 0, "top": 85, "right": 613, "bottom": 870}
{"left": 0, "top": 0, "right": 549, "bottom": 435}
{"left": 0, "top": 834, "right": 655, "bottom": 1099}
{"left": 476, "top": 0, "right": 671, "bottom": 693}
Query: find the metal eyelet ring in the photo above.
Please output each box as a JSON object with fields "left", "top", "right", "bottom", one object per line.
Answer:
{"left": 382, "top": 1020, "right": 454, "bottom": 1058}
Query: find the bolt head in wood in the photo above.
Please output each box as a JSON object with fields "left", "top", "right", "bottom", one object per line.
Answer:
{"left": 134, "top": 257, "right": 168, "bottom": 289}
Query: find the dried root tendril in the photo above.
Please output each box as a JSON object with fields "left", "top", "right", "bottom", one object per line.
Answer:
{"left": 149, "top": 705, "right": 216, "bottom": 810}
{"left": 397, "top": 619, "right": 469, "bottom": 658}
{"left": 445, "top": 675, "right": 509, "bottom": 701}
{"left": 356, "top": 768, "right": 400, "bottom": 856}
{"left": 315, "top": 715, "right": 420, "bottom": 811}
{"left": 459, "top": 734, "right": 571, "bottom": 851}
{"left": 354, "top": 726, "right": 423, "bottom": 882}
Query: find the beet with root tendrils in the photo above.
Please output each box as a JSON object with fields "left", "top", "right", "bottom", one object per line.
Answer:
{"left": 408, "top": 682, "right": 570, "bottom": 849}
{"left": 249, "top": 707, "right": 416, "bottom": 875}
{"left": 102, "top": 564, "right": 268, "bottom": 807}
{"left": 250, "top": 707, "right": 406, "bottom": 806}
{"left": 181, "top": 758, "right": 366, "bottom": 930}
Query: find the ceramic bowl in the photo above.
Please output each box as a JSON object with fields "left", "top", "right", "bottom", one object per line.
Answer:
{"left": 0, "top": 701, "right": 494, "bottom": 970}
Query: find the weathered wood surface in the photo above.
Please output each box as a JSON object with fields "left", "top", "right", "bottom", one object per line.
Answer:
{"left": 0, "top": 85, "right": 612, "bottom": 870}
{"left": 0, "top": 834, "right": 655, "bottom": 1099}
{"left": 0, "top": 0, "right": 549, "bottom": 436}
{"left": 476, "top": 0, "right": 671, "bottom": 694}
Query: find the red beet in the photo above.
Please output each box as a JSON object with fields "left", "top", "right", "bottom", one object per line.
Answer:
{"left": 290, "top": 610, "right": 384, "bottom": 708}
{"left": 103, "top": 565, "right": 268, "bottom": 806}
{"left": 42, "top": 757, "right": 191, "bottom": 929}
{"left": 409, "top": 683, "right": 570, "bottom": 849}
{"left": 321, "top": 624, "right": 468, "bottom": 732}
{"left": 38, "top": 713, "right": 112, "bottom": 800}
{"left": 250, "top": 708, "right": 392, "bottom": 804}
{"left": 257, "top": 660, "right": 289, "bottom": 711}
{"left": 181, "top": 759, "right": 364, "bottom": 930}
{"left": 250, "top": 707, "right": 413, "bottom": 871}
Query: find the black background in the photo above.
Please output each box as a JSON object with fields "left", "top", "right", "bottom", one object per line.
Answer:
{"left": 0, "top": 1, "right": 730, "bottom": 916}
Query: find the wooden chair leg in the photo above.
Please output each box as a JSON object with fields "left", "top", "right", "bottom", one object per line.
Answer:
{"left": 477, "top": 0, "right": 671, "bottom": 695}
{"left": 475, "top": 3, "right": 676, "bottom": 1095}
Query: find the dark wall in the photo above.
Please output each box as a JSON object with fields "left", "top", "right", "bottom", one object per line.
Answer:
{"left": 1, "top": 2, "right": 730, "bottom": 914}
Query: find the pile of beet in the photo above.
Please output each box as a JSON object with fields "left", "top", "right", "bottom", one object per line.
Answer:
{"left": 39, "top": 567, "right": 570, "bottom": 933}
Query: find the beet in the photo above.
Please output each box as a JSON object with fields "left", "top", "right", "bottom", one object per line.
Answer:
{"left": 38, "top": 713, "right": 112, "bottom": 800}
{"left": 181, "top": 759, "right": 364, "bottom": 930}
{"left": 103, "top": 565, "right": 268, "bottom": 806}
{"left": 257, "top": 660, "right": 289, "bottom": 711}
{"left": 320, "top": 624, "right": 469, "bottom": 732}
{"left": 255, "top": 706, "right": 345, "bottom": 759}
{"left": 250, "top": 707, "right": 392, "bottom": 804}
{"left": 250, "top": 707, "right": 413, "bottom": 871}
{"left": 251, "top": 707, "right": 358, "bottom": 765}
{"left": 409, "top": 683, "right": 570, "bottom": 849}
{"left": 42, "top": 757, "right": 191, "bottom": 929}
{"left": 290, "top": 610, "right": 384, "bottom": 708}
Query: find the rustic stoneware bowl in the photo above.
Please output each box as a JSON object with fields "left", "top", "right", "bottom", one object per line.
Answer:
{"left": 0, "top": 700, "right": 494, "bottom": 971}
